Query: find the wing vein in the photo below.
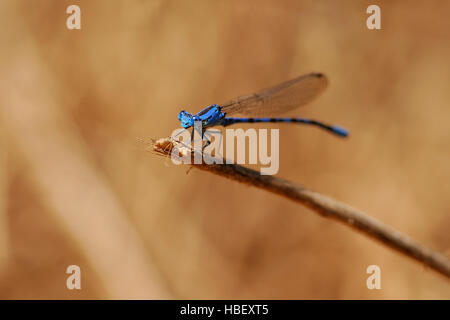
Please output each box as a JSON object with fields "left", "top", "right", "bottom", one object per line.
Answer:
{"left": 220, "top": 72, "right": 328, "bottom": 116}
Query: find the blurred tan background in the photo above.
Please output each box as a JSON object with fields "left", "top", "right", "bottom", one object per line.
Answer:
{"left": 0, "top": 0, "right": 449, "bottom": 299}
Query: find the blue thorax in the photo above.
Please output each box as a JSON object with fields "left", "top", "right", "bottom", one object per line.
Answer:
{"left": 178, "top": 104, "right": 226, "bottom": 129}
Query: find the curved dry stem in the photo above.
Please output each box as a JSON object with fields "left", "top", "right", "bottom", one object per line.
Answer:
{"left": 152, "top": 137, "right": 450, "bottom": 279}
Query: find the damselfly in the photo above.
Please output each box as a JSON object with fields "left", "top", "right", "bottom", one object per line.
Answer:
{"left": 177, "top": 73, "right": 348, "bottom": 145}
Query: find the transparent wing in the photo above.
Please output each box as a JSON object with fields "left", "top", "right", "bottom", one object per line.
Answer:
{"left": 220, "top": 73, "right": 328, "bottom": 116}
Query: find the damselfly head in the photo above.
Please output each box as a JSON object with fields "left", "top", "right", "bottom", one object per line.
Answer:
{"left": 178, "top": 110, "right": 194, "bottom": 128}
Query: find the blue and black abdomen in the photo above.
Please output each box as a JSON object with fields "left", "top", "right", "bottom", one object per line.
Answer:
{"left": 221, "top": 117, "right": 348, "bottom": 137}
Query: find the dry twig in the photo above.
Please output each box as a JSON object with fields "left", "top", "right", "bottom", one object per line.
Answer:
{"left": 152, "top": 137, "right": 450, "bottom": 279}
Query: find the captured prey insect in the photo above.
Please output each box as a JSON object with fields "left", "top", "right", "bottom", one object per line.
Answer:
{"left": 177, "top": 73, "right": 349, "bottom": 147}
